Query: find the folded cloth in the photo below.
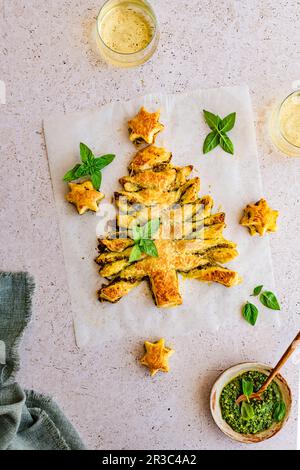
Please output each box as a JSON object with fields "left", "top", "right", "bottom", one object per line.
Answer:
{"left": 0, "top": 272, "right": 85, "bottom": 450}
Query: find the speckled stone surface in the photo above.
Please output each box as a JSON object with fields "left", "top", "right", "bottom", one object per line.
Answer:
{"left": 1, "top": 0, "right": 300, "bottom": 450}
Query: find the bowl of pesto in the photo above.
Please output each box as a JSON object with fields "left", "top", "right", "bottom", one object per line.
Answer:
{"left": 210, "top": 362, "right": 292, "bottom": 443}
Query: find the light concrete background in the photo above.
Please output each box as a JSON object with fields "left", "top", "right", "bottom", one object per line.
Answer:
{"left": 1, "top": 0, "right": 300, "bottom": 449}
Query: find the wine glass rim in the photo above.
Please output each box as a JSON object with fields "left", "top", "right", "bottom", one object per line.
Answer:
{"left": 278, "top": 90, "right": 300, "bottom": 149}
{"left": 96, "top": 0, "right": 158, "bottom": 57}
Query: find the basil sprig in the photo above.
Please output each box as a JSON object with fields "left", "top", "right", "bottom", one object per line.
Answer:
{"left": 240, "top": 379, "right": 255, "bottom": 419}
{"left": 241, "top": 401, "right": 254, "bottom": 420}
{"left": 273, "top": 401, "right": 286, "bottom": 422}
{"left": 242, "top": 379, "right": 254, "bottom": 401}
{"left": 129, "top": 219, "right": 160, "bottom": 263}
{"left": 242, "top": 302, "right": 259, "bottom": 326}
{"left": 251, "top": 285, "right": 263, "bottom": 296}
{"left": 63, "top": 142, "right": 115, "bottom": 190}
{"left": 203, "top": 110, "right": 236, "bottom": 155}
{"left": 260, "top": 291, "right": 281, "bottom": 310}
{"left": 242, "top": 287, "right": 281, "bottom": 326}
{"left": 239, "top": 385, "right": 286, "bottom": 423}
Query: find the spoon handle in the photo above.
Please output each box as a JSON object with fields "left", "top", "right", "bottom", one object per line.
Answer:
{"left": 258, "top": 331, "right": 300, "bottom": 395}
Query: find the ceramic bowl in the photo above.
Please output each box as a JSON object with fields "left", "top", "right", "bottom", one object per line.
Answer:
{"left": 210, "top": 362, "right": 292, "bottom": 444}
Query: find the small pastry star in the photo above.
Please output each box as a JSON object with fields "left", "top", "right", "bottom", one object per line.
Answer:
{"left": 140, "top": 338, "right": 174, "bottom": 376}
{"left": 66, "top": 181, "right": 104, "bottom": 215}
{"left": 240, "top": 198, "right": 279, "bottom": 236}
{"left": 128, "top": 107, "right": 164, "bottom": 145}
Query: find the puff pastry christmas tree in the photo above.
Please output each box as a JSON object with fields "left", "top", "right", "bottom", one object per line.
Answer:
{"left": 96, "top": 108, "right": 241, "bottom": 308}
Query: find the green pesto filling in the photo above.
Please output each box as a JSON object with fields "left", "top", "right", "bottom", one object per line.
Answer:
{"left": 220, "top": 370, "right": 282, "bottom": 434}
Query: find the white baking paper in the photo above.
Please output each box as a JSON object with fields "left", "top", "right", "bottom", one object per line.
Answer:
{"left": 44, "top": 86, "right": 280, "bottom": 347}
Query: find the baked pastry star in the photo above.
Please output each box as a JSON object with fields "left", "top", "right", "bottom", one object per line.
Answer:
{"left": 140, "top": 338, "right": 174, "bottom": 376}
{"left": 128, "top": 107, "right": 164, "bottom": 145}
{"left": 240, "top": 198, "right": 279, "bottom": 236}
{"left": 66, "top": 181, "right": 104, "bottom": 214}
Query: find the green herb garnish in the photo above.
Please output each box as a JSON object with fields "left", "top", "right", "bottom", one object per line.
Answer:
{"left": 251, "top": 285, "right": 264, "bottom": 296}
{"left": 259, "top": 291, "right": 281, "bottom": 310}
{"left": 202, "top": 110, "right": 236, "bottom": 155}
{"left": 203, "top": 131, "right": 220, "bottom": 154}
{"left": 242, "top": 302, "right": 259, "bottom": 326}
{"left": 241, "top": 401, "right": 254, "bottom": 420}
{"left": 273, "top": 401, "right": 286, "bottom": 422}
{"left": 129, "top": 219, "right": 160, "bottom": 262}
{"left": 242, "top": 286, "right": 281, "bottom": 325}
{"left": 63, "top": 142, "right": 115, "bottom": 190}
{"left": 242, "top": 379, "right": 254, "bottom": 402}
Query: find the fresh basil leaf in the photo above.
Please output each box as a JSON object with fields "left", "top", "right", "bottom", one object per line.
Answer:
{"left": 74, "top": 164, "right": 89, "bottom": 178}
{"left": 252, "top": 285, "right": 263, "bottom": 296}
{"left": 260, "top": 291, "right": 281, "bottom": 310}
{"left": 241, "top": 401, "right": 255, "bottom": 420}
{"left": 63, "top": 164, "right": 82, "bottom": 182}
{"left": 242, "top": 302, "right": 259, "bottom": 326}
{"left": 80, "top": 142, "right": 94, "bottom": 163}
{"left": 91, "top": 171, "right": 102, "bottom": 190}
{"left": 273, "top": 401, "right": 286, "bottom": 422}
{"left": 219, "top": 133, "right": 234, "bottom": 154}
{"left": 202, "top": 110, "right": 236, "bottom": 156}
{"left": 64, "top": 144, "right": 114, "bottom": 187}
{"left": 203, "top": 110, "right": 221, "bottom": 130}
{"left": 131, "top": 224, "right": 143, "bottom": 241}
{"left": 93, "top": 154, "right": 115, "bottom": 171}
{"left": 129, "top": 244, "right": 142, "bottom": 262}
{"left": 140, "top": 239, "right": 158, "bottom": 258}
{"left": 219, "top": 112, "right": 236, "bottom": 133}
{"left": 242, "top": 379, "right": 253, "bottom": 400}
{"left": 141, "top": 218, "right": 160, "bottom": 239}
{"left": 203, "top": 131, "right": 219, "bottom": 154}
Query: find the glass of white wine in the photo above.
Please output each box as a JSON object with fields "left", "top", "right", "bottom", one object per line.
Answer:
{"left": 96, "top": 0, "right": 159, "bottom": 67}
{"left": 270, "top": 90, "right": 300, "bottom": 157}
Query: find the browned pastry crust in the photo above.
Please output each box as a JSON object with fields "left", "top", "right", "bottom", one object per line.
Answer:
{"left": 129, "top": 145, "right": 172, "bottom": 173}
{"left": 96, "top": 144, "right": 241, "bottom": 308}
{"left": 128, "top": 107, "right": 164, "bottom": 145}
{"left": 120, "top": 168, "right": 177, "bottom": 192}
{"left": 140, "top": 338, "right": 174, "bottom": 376}
{"left": 240, "top": 198, "right": 279, "bottom": 236}
{"left": 66, "top": 181, "right": 104, "bottom": 214}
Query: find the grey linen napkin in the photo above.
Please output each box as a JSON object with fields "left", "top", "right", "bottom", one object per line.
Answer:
{"left": 0, "top": 272, "right": 85, "bottom": 450}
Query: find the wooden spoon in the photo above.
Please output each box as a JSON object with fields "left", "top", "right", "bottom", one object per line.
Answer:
{"left": 236, "top": 331, "right": 300, "bottom": 404}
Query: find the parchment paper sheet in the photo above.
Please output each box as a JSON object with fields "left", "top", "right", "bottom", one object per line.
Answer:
{"left": 44, "top": 86, "right": 280, "bottom": 347}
